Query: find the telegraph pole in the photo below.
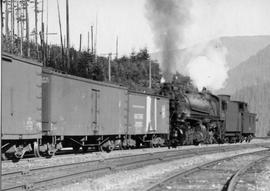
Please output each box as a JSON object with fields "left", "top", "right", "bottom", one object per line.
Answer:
{"left": 91, "top": 25, "right": 93, "bottom": 54}
{"left": 11, "top": 0, "right": 14, "bottom": 53}
{"left": 25, "top": 0, "right": 30, "bottom": 57}
{"left": 108, "top": 53, "right": 111, "bottom": 81}
{"left": 16, "top": 0, "right": 19, "bottom": 39}
{"left": 79, "top": 34, "right": 81, "bottom": 52}
{"left": 34, "top": 0, "right": 38, "bottom": 58}
{"left": 19, "top": 0, "right": 24, "bottom": 56}
{"left": 57, "top": 0, "right": 64, "bottom": 61}
{"left": 115, "top": 36, "right": 118, "bottom": 59}
{"left": 41, "top": 0, "right": 45, "bottom": 65}
{"left": 149, "top": 59, "right": 152, "bottom": 89}
{"left": 5, "top": 0, "right": 9, "bottom": 37}
{"left": 94, "top": 13, "right": 98, "bottom": 61}
{"left": 1, "top": 0, "right": 3, "bottom": 189}
{"left": 46, "top": 0, "right": 48, "bottom": 55}
{"left": 66, "top": 0, "right": 70, "bottom": 71}
{"left": 87, "top": 31, "right": 89, "bottom": 53}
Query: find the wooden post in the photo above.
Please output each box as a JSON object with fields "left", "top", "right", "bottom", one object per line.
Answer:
{"left": 66, "top": 0, "right": 70, "bottom": 71}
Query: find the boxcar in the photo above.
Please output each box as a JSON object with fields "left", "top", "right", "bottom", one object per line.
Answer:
{"left": 41, "top": 68, "right": 128, "bottom": 153}
{"left": 127, "top": 91, "right": 169, "bottom": 147}
{"left": 2, "top": 53, "right": 42, "bottom": 159}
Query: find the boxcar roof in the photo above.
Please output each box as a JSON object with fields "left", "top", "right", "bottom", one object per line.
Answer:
{"left": 43, "top": 67, "right": 128, "bottom": 90}
{"left": 2, "top": 52, "right": 42, "bottom": 67}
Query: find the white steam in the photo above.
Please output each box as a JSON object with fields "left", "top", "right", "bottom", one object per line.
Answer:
{"left": 186, "top": 40, "right": 228, "bottom": 91}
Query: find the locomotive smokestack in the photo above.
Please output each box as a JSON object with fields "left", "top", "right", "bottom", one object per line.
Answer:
{"left": 145, "top": 0, "right": 191, "bottom": 82}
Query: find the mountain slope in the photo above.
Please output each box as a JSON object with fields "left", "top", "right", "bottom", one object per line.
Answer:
{"left": 150, "top": 35, "right": 270, "bottom": 70}
{"left": 220, "top": 35, "right": 270, "bottom": 68}
{"left": 219, "top": 44, "right": 270, "bottom": 95}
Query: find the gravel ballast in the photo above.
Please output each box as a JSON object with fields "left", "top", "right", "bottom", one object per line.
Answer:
{"left": 47, "top": 147, "right": 268, "bottom": 191}
{"left": 2, "top": 141, "right": 259, "bottom": 173}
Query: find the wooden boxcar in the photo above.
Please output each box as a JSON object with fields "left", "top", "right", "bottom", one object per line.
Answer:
{"left": 42, "top": 68, "right": 128, "bottom": 152}
{"left": 2, "top": 53, "right": 42, "bottom": 158}
{"left": 127, "top": 91, "right": 169, "bottom": 147}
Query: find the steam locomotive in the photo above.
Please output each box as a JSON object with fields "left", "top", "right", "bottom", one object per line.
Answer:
{"left": 1, "top": 53, "right": 256, "bottom": 160}
{"left": 160, "top": 82, "right": 256, "bottom": 147}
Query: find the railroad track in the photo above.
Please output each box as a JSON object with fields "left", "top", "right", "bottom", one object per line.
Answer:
{"left": 2, "top": 143, "right": 269, "bottom": 191}
{"left": 226, "top": 154, "right": 270, "bottom": 191}
{"left": 144, "top": 149, "right": 270, "bottom": 191}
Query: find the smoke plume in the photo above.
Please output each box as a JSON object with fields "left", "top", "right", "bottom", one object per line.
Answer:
{"left": 186, "top": 39, "right": 228, "bottom": 91}
{"left": 145, "top": 0, "right": 191, "bottom": 82}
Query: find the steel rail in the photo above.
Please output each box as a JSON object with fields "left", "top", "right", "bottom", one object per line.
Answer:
{"left": 2, "top": 142, "right": 269, "bottom": 165}
{"left": 143, "top": 149, "right": 270, "bottom": 191}
{"left": 3, "top": 143, "right": 255, "bottom": 174}
{"left": 226, "top": 154, "right": 270, "bottom": 191}
{"left": 2, "top": 144, "right": 268, "bottom": 191}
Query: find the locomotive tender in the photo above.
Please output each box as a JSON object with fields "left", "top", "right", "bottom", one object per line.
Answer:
{"left": 1, "top": 53, "right": 256, "bottom": 159}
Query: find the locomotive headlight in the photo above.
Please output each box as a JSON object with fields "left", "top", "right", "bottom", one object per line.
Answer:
{"left": 185, "top": 110, "right": 191, "bottom": 117}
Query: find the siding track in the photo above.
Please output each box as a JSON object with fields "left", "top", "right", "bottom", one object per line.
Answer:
{"left": 2, "top": 144, "right": 269, "bottom": 191}
{"left": 144, "top": 148, "right": 270, "bottom": 191}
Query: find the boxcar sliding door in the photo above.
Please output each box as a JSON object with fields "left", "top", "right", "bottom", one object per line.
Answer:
{"left": 91, "top": 89, "right": 100, "bottom": 135}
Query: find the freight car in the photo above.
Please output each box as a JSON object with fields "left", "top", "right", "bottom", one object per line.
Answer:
{"left": 127, "top": 91, "right": 169, "bottom": 148}
{"left": 40, "top": 67, "right": 129, "bottom": 155}
{"left": 1, "top": 53, "right": 43, "bottom": 159}
{"left": 1, "top": 54, "right": 256, "bottom": 160}
{"left": 37, "top": 68, "right": 170, "bottom": 156}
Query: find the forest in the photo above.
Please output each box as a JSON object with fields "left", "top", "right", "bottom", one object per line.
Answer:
{"left": 2, "top": 34, "right": 196, "bottom": 94}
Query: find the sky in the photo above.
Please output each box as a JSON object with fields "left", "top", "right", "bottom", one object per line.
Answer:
{"left": 26, "top": 0, "right": 270, "bottom": 56}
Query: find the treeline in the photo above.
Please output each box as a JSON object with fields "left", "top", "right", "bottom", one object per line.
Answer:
{"left": 2, "top": 34, "right": 196, "bottom": 93}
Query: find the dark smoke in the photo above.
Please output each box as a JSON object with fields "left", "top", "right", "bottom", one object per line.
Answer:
{"left": 145, "top": 0, "right": 191, "bottom": 82}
